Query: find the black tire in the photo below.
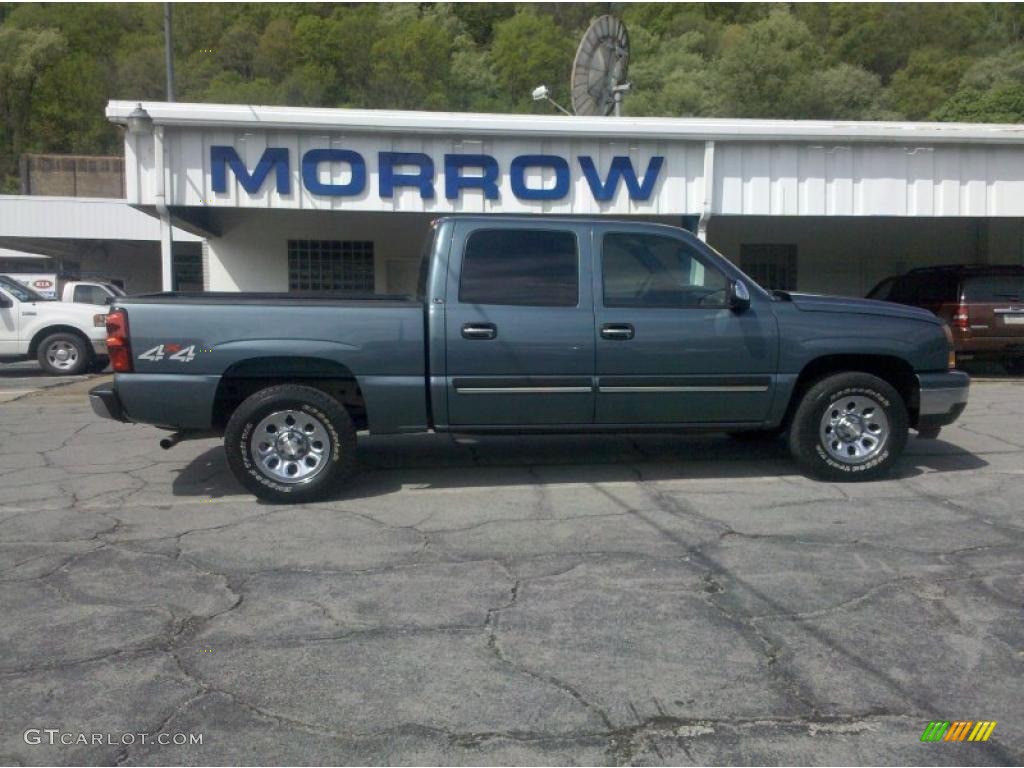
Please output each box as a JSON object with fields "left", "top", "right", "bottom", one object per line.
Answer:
{"left": 788, "top": 372, "right": 908, "bottom": 482}
{"left": 36, "top": 332, "right": 90, "bottom": 376}
{"left": 224, "top": 384, "right": 357, "bottom": 503}
{"left": 1003, "top": 357, "right": 1024, "bottom": 376}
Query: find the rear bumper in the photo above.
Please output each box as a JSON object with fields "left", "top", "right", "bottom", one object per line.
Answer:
{"left": 89, "top": 383, "right": 128, "bottom": 422}
{"left": 916, "top": 370, "right": 970, "bottom": 430}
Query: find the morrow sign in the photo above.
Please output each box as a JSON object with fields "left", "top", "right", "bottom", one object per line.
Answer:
{"left": 211, "top": 146, "right": 665, "bottom": 202}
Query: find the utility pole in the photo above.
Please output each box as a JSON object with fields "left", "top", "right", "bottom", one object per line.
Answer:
{"left": 164, "top": 2, "right": 175, "bottom": 101}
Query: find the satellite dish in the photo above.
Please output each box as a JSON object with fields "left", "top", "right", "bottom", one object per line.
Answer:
{"left": 571, "top": 15, "right": 630, "bottom": 117}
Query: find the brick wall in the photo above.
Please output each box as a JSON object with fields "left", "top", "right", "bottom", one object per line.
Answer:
{"left": 20, "top": 154, "right": 125, "bottom": 198}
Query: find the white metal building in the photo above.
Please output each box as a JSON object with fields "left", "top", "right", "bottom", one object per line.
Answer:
{"left": 107, "top": 100, "right": 1024, "bottom": 297}
{"left": 0, "top": 194, "right": 201, "bottom": 293}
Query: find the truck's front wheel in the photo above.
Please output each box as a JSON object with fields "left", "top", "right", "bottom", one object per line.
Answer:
{"left": 224, "top": 384, "right": 357, "bottom": 503}
{"left": 788, "top": 372, "right": 908, "bottom": 482}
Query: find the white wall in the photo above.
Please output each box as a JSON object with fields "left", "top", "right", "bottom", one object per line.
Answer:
{"left": 206, "top": 209, "right": 433, "bottom": 293}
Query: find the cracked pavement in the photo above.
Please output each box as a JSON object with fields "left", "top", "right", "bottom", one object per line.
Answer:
{"left": 0, "top": 376, "right": 1022, "bottom": 766}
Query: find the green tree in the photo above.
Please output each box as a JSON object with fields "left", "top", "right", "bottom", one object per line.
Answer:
{"left": 626, "top": 27, "right": 718, "bottom": 117}
{"left": 0, "top": 26, "right": 66, "bottom": 181}
{"left": 889, "top": 48, "right": 972, "bottom": 121}
{"left": 806, "top": 63, "right": 890, "bottom": 120}
{"left": 715, "top": 9, "right": 823, "bottom": 118}
{"left": 490, "top": 8, "right": 576, "bottom": 111}
{"left": 932, "top": 46, "right": 1024, "bottom": 122}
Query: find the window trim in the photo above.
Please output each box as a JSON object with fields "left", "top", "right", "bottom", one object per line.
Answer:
{"left": 457, "top": 227, "right": 581, "bottom": 308}
{"left": 599, "top": 231, "right": 729, "bottom": 310}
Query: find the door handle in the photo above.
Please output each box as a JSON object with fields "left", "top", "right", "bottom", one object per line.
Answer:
{"left": 600, "top": 323, "right": 635, "bottom": 340}
{"left": 462, "top": 323, "right": 497, "bottom": 340}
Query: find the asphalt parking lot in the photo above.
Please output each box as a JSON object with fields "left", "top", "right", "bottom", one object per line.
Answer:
{"left": 1, "top": 374, "right": 1022, "bottom": 766}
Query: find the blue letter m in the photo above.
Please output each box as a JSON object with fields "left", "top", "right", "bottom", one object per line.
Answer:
{"left": 579, "top": 156, "right": 664, "bottom": 202}
{"left": 211, "top": 146, "right": 290, "bottom": 195}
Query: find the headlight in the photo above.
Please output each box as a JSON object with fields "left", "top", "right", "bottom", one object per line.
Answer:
{"left": 941, "top": 323, "right": 956, "bottom": 369}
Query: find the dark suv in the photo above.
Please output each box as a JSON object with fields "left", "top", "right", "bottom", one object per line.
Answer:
{"left": 868, "top": 265, "right": 1024, "bottom": 374}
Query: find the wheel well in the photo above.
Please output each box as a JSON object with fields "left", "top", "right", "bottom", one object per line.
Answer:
{"left": 211, "top": 357, "right": 367, "bottom": 431}
{"left": 782, "top": 354, "right": 919, "bottom": 429}
{"left": 28, "top": 325, "right": 93, "bottom": 358}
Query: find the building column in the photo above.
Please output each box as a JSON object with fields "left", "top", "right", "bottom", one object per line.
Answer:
{"left": 153, "top": 125, "right": 174, "bottom": 291}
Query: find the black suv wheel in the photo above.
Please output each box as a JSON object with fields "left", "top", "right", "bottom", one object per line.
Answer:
{"left": 224, "top": 384, "right": 357, "bottom": 503}
{"left": 789, "top": 372, "right": 908, "bottom": 482}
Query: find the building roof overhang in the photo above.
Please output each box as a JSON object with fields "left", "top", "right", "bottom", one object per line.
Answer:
{"left": 107, "top": 100, "right": 1024, "bottom": 145}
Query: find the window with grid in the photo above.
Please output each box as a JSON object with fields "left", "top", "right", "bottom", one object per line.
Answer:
{"left": 287, "top": 240, "right": 375, "bottom": 293}
{"left": 740, "top": 244, "right": 798, "bottom": 291}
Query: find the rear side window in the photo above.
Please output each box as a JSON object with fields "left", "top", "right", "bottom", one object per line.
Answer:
{"left": 73, "top": 285, "right": 109, "bottom": 304}
{"left": 963, "top": 274, "right": 1024, "bottom": 302}
{"left": 890, "top": 273, "right": 957, "bottom": 304}
{"left": 459, "top": 229, "right": 578, "bottom": 307}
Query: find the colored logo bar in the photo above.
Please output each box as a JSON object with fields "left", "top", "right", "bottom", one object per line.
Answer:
{"left": 921, "top": 721, "right": 997, "bottom": 742}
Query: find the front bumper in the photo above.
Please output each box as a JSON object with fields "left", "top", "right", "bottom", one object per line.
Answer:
{"left": 89, "top": 383, "right": 128, "bottom": 422}
{"left": 916, "top": 370, "right": 970, "bottom": 430}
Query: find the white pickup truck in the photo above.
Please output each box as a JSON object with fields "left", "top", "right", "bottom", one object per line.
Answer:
{"left": 61, "top": 280, "right": 126, "bottom": 305}
{"left": 0, "top": 275, "right": 109, "bottom": 375}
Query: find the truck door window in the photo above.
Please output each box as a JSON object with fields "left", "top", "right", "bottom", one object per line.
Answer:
{"left": 602, "top": 233, "right": 727, "bottom": 308}
{"left": 459, "top": 229, "right": 578, "bottom": 307}
{"left": 73, "top": 285, "right": 109, "bottom": 304}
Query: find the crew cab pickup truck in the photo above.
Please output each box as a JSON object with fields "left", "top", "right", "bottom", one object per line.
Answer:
{"left": 89, "top": 217, "right": 969, "bottom": 502}
{"left": 0, "top": 276, "right": 109, "bottom": 375}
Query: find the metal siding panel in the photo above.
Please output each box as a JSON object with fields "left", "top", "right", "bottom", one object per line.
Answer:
{"left": 907, "top": 147, "right": 934, "bottom": 216}
{"left": 799, "top": 145, "right": 827, "bottom": 215}
{"left": 934, "top": 147, "right": 961, "bottom": 216}
{"left": 961, "top": 147, "right": 988, "bottom": 215}
{"left": 772, "top": 145, "right": 799, "bottom": 215}
{"left": 744, "top": 145, "right": 771, "bottom": 215}
{"left": 715, "top": 144, "right": 743, "bottom": 215}
{"left": 989, "top": 147, "right": 1024, "bottom": 215}
{"left": 826, "top": 147, "right": 854, "bottom": 215}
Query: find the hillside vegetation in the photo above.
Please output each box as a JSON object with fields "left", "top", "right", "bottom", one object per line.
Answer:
{"left": 2, "top": 3, "right": 1023, "bottom": 191}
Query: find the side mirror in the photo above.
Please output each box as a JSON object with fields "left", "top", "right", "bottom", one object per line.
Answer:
{"left": 0, "top": 294, "right": 12, "bottom": 309}
{"left": 728, "top": 279, "right": 750, "bottom": 312}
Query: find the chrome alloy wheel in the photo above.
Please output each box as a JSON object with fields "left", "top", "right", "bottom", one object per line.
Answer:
{"left": 250, "top": 410, "right": 332, "bottom": 484}
{"left": 819, "top": 394, "right": 890, "bottom": 465}
{"left": 46, "top": 340, "right": 80, "bottom": 371}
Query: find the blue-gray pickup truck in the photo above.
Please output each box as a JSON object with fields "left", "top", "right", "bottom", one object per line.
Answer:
{"left": 90, "top": 216, "right": 969, "bottom": 502}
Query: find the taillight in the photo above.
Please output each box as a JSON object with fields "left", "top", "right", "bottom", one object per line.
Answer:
{"left": 952, "top": 300, "right": 969, "bottom": 330}
{"left": 105, "top": 309, "right": 133, "bottom": 373}
{"left": 941, "top": 323, "right": 956, "bottom": 369}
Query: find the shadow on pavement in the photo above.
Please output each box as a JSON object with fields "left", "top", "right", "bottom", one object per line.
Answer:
{"left": 171, "top": 432, "right": 989, "bottom": 501}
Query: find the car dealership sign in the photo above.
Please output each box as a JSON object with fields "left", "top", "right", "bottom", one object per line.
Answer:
{"left": 210, "top": 145, "right": 665, "bottom": 203}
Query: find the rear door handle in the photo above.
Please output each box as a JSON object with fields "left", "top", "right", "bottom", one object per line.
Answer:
{"left": 600, "top": 323, "right": 635, "bottom": 340}
{"left": 462, "top": 323, "right": 497, "bottom": 340}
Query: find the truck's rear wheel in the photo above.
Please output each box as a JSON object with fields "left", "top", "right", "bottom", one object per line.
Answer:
{"left": 224, "top": 384, "right": 357, "bottom": 503}
{"left": 37, "top": 332, "right": 90, "bottom": 376}
{"left": 788, "top": 372, "right": 908, "bottom": 482}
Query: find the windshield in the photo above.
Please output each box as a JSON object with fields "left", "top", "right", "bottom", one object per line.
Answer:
{"left": 0, "top": 275, "right": 47, "bottom": 302}
{"left": 105, "top": 283, "right": 127, "bottom": 297}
